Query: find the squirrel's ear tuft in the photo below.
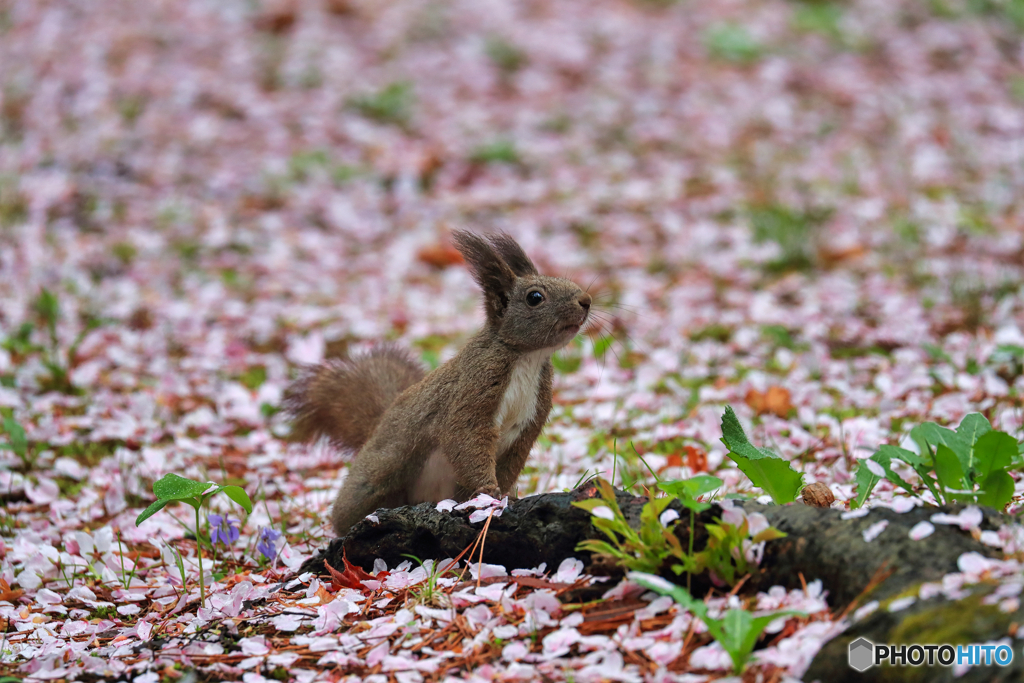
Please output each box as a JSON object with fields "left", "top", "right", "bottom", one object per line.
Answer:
{"left": 452, "top": 230, "right": 518, "bottom": 325}
{"left": 487, "top": 233, "right": 538, "bottom": 277}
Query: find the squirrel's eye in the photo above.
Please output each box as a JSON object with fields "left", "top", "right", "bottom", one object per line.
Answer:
{"left": 526, "top": 291, "right": 544, "bottom": 307}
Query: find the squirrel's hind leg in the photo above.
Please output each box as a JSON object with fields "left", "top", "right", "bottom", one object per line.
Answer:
{"left": 330, "top": 471, "right": 402, "bottom": 537}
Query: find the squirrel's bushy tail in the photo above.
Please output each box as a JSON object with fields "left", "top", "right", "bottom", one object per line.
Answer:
{"left": 284, "top": 345, "right": 425, "bottom": 452}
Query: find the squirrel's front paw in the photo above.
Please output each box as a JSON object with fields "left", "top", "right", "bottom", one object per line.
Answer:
{"left": 471, "top": 485, "right": 501, "bottom": 499}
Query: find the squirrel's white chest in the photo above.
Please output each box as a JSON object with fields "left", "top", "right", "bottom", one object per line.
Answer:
{"left": 493, "top": 350, "right": 547, "bottom": 454}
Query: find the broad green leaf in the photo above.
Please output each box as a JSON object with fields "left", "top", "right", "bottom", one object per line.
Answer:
{"left": 876, "top": 444, "right": 927, "bottom": 469}
{"left": 956, "top": 413, "right": 992, "bottom": 475}
{"left": 852, "top": 450, "right": 916, "bottom": 508}
{"left": 659, "top": 474, "right": 724, "bottom": 500}
{"left": 731, "top": 456, "right": 804, "bottom": 505}
{"left": 630, "top": 571, "right": 803, "bottom": 674}
{"left": 977, "top": 470, "right": 1014, "bottom": 510}
{"left": 721, "top": 406, "right": 778, "bottom": 460}
{"left": 135, "top": 498, "right": 170, "bottom": 526}
{"left": 876, "top": 444, "right": 945, "bottom": 501}
{"left": 720, "top": 406, "right": 804, "bottom": 504}
{"left": 934, "top": 444, "right": 968, "bottom": 493}
{"left": 914, "top": 422, "right": 968, "bottom": 469}
{"left": 973, "top": 431, "right": 1016, "bottom": 481}
{"left": 628, "top": 572, "right": 705, "bottom": 616}
{"left": 677, "top": 498, "right": 712, "bottom": 513}
{"left": 718, "top": 608, "right": 754, "bottom": 669}
{"left": 152, "top": 473, "right": 214, "bottom": 501}
{"left": 852, "top": 457, "right": 884, "bottom": 509}
{"left": 727, "top": 611, "right": 804, "bottom": 672}
{"left": 215, "top": 485, "right": 254, "bottom": 514}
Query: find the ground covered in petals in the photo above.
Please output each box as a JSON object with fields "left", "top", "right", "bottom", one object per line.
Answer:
{"left": 1, "top": 0, "right": 1024, "bottom": 681}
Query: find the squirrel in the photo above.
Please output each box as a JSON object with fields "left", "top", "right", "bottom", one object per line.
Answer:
{"left": 284, "top": 231, "right": 592, "bottom": 536}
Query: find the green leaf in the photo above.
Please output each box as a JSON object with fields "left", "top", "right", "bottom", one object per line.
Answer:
{"left": 852, "top": 448, "right": 918, "bottom": 508}
{"left": 720, "top": 407, "right": 804, "bottom": 504}
{"left": 639, "top": 496, "right": 676, "bottom": 547}
{"left": 215, "top": 485, "right": 254, "bottom": 514}
{"left": 629, "top": 571, "right": 803, "bottom": 674}
{"left": 2, "top": 415, "right": 27, "bottom": 458}
{"left": 721, "top": 610, "right": 804, "bottom": 673}
{"left": 973, "top": 431, "right": 1017, "bottom": 481}
{"left": 914, "top": 422, "right": 968, "bottom": 468}
{"left": 934, "top": 444, "right": 968, "bottom": 493}
{"left": 628, "top": 572, "right": 706, "bottom": 616}
{"left": 956, "top": 414, "right": 992, "bottom": 473}
{"left": 152, "top": 473, "right": 214, "bottom": 501}
{"left": 718, "top": 609, "right": 756, "bottom": 671}
{"left": 592, "top": 335, "right": 615, "bottom": 360}
{"left": 751, "top": 527, "right": 787, "bottom": 543}
{"left": 876, "top": 444, "right": 927, "bottom": 468}
{"left": 572, "top": 499, "right": 609, "bottom": 513}
{"left": 34, "top": 287, "right": 61, "bottom": 335}
{"left": 977, "top": 470, "right": 1014, "bottom": 510}
{"left": 659, "top": 474, "right": 724, "bottom": 500}
{"left": 135, "top": 498, "right": 170, "bottom": 526}
{"left": 576, "top": 539, "right": 628, "bottom": 560}
{"left": 852, "top": 458, "right": 884, "bottom": 509}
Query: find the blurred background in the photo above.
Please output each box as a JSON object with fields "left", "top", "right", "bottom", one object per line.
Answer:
{"left": 1, "top": 0, "right": 1023, "bottom": 509}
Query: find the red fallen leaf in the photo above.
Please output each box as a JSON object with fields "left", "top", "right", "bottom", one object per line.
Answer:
{"left": 662, "top": 453, "right": 684, "bottom": 471}
{"left": 417, "top": 243, "right": 464, "bottom": 269}
{"left": 324, "top": 550, "right": 384, "bottom": 592}
{"left": 684, "top": 445, "right": 708, "bottom": 473}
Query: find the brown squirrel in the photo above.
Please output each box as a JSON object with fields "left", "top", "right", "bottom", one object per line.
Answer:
{"left": 285, "top": 231, "right": 592, "bottom": 536}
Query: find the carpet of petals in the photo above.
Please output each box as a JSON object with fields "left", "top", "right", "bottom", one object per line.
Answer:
{"left": 1, "top": 0, "right": 1023, "bottom": 680}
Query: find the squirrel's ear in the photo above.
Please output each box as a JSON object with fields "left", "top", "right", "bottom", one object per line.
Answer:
{"left": 487, "top": 233, "right": 538, "bottom": 277}
{"left": 452, "top": 230, "right": 517, "bottom": 324}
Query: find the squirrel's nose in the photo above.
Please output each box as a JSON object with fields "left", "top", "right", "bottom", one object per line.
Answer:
{"left": 577, "top": 292, "right": 592, "bottom": 311}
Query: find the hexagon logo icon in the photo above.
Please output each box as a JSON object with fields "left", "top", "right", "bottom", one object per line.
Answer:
{"left": 849, "top": 637, "right": 875, "bottom": 672}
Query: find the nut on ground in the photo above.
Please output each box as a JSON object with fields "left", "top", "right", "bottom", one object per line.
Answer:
{"left": 801, "top": 482, "right": 835, "bottom": 508}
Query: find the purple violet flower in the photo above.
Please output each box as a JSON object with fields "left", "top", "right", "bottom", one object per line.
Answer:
{"left": 257, "top": 527, "right": 283, "bottom": 560}
{"left": 209, "top": 514, "right": 240, "bottom": 545}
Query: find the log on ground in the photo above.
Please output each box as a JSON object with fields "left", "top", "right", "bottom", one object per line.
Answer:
{"left": 300, "top": 481, "right": 1016, "bottom": 683}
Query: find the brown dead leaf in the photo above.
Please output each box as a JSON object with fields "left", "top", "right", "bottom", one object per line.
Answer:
{"left": 817, "top": 243, "right": 867, "bottom": 267}
{"left": 0, "top": 577, "right": 24, "bottom": 602}
{"left": 253, "top": 0, "right": 298, "bottom": 33}
{"left": 324, "top": 0, "right": 356, "bottom": 15}
{"left": 315, "top": 583, "right": 335, "bottom": 604}
{"left": 745, "top": 386, "right": 793, "bottom": 418}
